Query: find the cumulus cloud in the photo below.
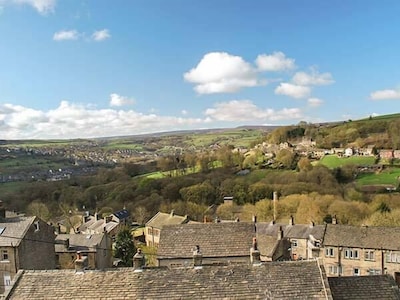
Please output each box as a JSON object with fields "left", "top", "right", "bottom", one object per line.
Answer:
{"left": 204, "top": 100, "right": 302, "bottom": 122}
{"left": 109, "top": 93, "right": 135, "bottom": 107}
{"left": 255, "top": 52, "right": 296, "bottom": 72}
{"left": 53, "top": 30, "right": 79, "bottom": 41}
{"left": 307, "top": 98, "right": 323, "bottom": 107}
{"left": 292, "top": 69, "right": 334, "bottom": 86}
{"left": 183, "top": 52, "right": 263, "bottom": 94}
{"left": 92, "top": 29, "right": 111, "bottom": 41}
{"left": 4, "top": 0, "right": 56, "bottom": 14}
{"left": 370, "top": 89, "right": 400, "bottom": 100}
{"left": 275, "top": 83, "right": 311, "bottom": 99}
{"left": 0, "top": 101, "right": 208, "bottom": 139}
{"left": 0, "top": 99, "right": 306, "bottom": 139}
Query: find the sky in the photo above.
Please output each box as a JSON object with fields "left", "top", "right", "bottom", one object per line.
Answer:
{"left": 1, "top": 0, "right": 400, "bottom": 139}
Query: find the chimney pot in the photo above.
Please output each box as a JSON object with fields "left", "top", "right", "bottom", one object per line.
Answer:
{"left": 75, "top": 251, "right": 88, "bottom": 273}
{"left": 133, "top": 248, "right": 145, "bottom": 272}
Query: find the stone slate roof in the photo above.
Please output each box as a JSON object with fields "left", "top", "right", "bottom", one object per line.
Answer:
{"left": 256, "top": 234, "right": 280, "bottom": 258}
{"left": 323, "top": 224, "right": 400, "bottom": 250}
{"left": 157, "top": 222, "right": 255, "bottom": 258}
{"left": 0, "top": 216, "right": 36, "bottom": 247}
{"left": 146, "top": 211, "right": 188, "bottom": 229}
{"left": 256, "top": 222, "right": 325, "bottom": 240}
{"left": 79, "top": 217, "right": 119, "bottom": 234}
{"left": 7, "top": 260, "right": 332, "bottom": 299}
{"left": 55, "top": 233, "right": 105, "bottom": 253}
{"left": 328, "top": 275, "right": 400, "bottom": 300}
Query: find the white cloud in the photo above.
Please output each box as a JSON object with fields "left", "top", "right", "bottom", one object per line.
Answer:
{"left": 53, "top": 30, "right": 79, "bottom": 41}
{"left": 255, "top": 52, "right": 296, "bottom": 71}
{"left": 109, "top": 93, "right": 135, "bottom": 107}
{"left": 0, "top": 101, "right": 207, "bottom": 139}
{"left": 92, "top": 29, "right": 111, "bottom": 41}
{"left": 6, "top": 0, "right": 55, "bottom": 14}
{"left": 307, "top": 97, "right": 323, "bottom": 107}
{"left": 275, "top": 83, "right": 311, "bottom": 99}
{"left": 184, "top": 52, "right": 262, "bottom": 94}
{"left": 370, "top": 89, "right": 400, "bottom": 100}
{"left": 0, "top": 99, "right": 305, "bottom": 139}
{"left": 204, "top": 100, "right": 302, "bottom": 122}
{"left": 292, "top": 68, "right": 334, "bottom": 86}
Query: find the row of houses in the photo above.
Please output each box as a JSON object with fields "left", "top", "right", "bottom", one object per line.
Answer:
{"left": 145, "top": 211, "right": 400, "bottom": 285}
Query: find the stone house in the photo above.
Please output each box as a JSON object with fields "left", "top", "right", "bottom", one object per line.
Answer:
{"left": 321, "top": 224, "right": 400, "bottom": 283}
{"left": 256, "top": 218, "right": 325, "bottom": 261}
{"left": 78, "top": 215, "right": 120, "bottom": 240}
{"left": 157, "top": 222, "right": 255, "bottom": 267}
{"left": 0, "top": 209, "right": 56, "bottom": 294}
{"left": 145, "top": 211, "right": 189, "bottom": 248}
{"left": 55, "top": 233, "right": 112, "bottom": 270}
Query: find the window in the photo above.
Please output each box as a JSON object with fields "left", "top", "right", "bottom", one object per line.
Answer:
{"left": 344, "top": 248, "right": 359, "bottom": 260}
{"left": 33, "top": 221, "right": 40, "bottom": 232}
{"left": 353, "top": 268, "right": 360, "bottom": 276}
{"left": 364, "top": 250, "right": 375, "bottom": 261}
{"left": 3, "top": 272, "right": 11, "bottom": 287}
{"left": 386, "top": 251, "right": 400, "bottom": 263}
{"left": 325, "top": 247, "right": 334, "bottom": 257}
{"left": 328, "top": 265, "right": 342, "bottom": 275}
{"left": 291, "top": 240, "right": 298, "bottom": 247}
{"left": 368, "top": 269, "right": 381, "bottom": 275}
{"left": 147, "top": 228, "right": 153, "bottom": 235}
{"left": 1, "top": 250, "right": 9, "bottom": 261}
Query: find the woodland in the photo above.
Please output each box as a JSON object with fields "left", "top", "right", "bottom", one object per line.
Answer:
{"left": 1, "top": 114, "right": 400, "bottom": 228}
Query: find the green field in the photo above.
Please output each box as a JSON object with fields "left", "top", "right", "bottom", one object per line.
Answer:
{"left": 356, "top": 168, "right": 400, "bottom": 186}
{"left": 318, "top": 155, "right": 376, "bottom": 169}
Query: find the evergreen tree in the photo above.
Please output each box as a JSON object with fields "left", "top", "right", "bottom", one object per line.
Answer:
{"left": 114, "top": 227, "right": 136, "bottom": 267}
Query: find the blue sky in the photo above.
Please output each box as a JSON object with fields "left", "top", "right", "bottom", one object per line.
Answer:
{"left": 1, "top": 0, "right": 400, "bottom": 139}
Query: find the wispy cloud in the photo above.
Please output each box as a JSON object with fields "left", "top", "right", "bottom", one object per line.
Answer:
{"left": 204, "top": 100, "right": 303, "bottom": 122}
{"left": 92, "top": 29, "right": 111, "bottom": 41}
{"left": 370, "top": 89, "right": 400, "bottom": 100}
{"left": 308, "top": 97, "right": 324, "bottom": 107}
{"left": 255, "top": 52, "right": 296, "bottom": 72}
{"left": 275, "top": 83, "right": 311, "bottom": 99}
{"left": 3, "top": 0, "right": 56, "bottom": 14}
{"left": 53, "top": 30, "right": 79, "bottom": 41}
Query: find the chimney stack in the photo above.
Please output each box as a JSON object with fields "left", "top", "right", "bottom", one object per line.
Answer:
{"left": 310, "top": 221, "right": 315, "bottom": 228}
{"left": 133, "top": 248, "right": 145, "bottom": 272}
{"left": 250, "top": 237, "right": 261, "bottom": 265}
{"left": 289, "top": 215, "right": 294, "bottom": 226}
{"left": 170, "top": 210, "right": 175, "bottom": 217}
{"left": 75, "top": 251, "right": 88, "bottom": 273}
{"left": 332, "top": 215, "right": 337, "bottom": 225}
{"left": 252, "top": 215, "right": 257, "bottom": 223}
{"left": 193, "top": 245, "right": 203, "bottom": 269}
{"left": 273, "top": 192, "right": 278, "bottom": 222}
{"left": 277, "top": 226, "right": 284, "bottom": 240}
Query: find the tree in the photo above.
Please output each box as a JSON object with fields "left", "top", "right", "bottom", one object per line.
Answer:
{"left": 26, "top": 200, "right": 51, "bottom": 222}
{"left": 114, "top": 227, "right": 136, "bottom": 267}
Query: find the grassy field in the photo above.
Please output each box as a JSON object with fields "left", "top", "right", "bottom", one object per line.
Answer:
{"left": 318, "top": 155, "right": 376, "bottom": 168}
{"left": 356, "top": 168, "right": 400, "bottom": 186}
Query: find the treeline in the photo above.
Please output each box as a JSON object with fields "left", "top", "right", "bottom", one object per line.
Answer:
{"left": 4, "top": 158, "right": 398, "bottom": 227}
{"left": 267, "top": 117, "right": 400, "bottom": 149}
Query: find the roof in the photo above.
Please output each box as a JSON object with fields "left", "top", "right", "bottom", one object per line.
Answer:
{"left": 113, "top": 209, "right": 129, "bottom": 220}
{"left": 323, "top": 224, "right": 400, "bottom": 250}
{"left": 256, "top": 234, "right": 280, "bottom": 258}
{"left": 7, "top": 260, "right": 332, "bottom": 299}
{"left": 0, "top": 216, "right": 36, "bottom": 247}
{"left": 79, "top": 217, "right": 119, "bottom": 235}
{"left": 157, "top": 222, "right": 255, "bottom": 258}
{"left": 328, "top": 275, "right": 400, "bottom": 300}
{"left": 55, "top": 234, "right": 105, "bottom": 253}
{"left": 256, "top": 222, "right": 326, "bottom": 240}
{"left": 145, "top": 211, "right": 188, "bottom": 229}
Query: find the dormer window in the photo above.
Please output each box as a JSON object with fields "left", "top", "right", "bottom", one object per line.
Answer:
{"left": 34, "top": 221, "right": 40, "bottom": 232}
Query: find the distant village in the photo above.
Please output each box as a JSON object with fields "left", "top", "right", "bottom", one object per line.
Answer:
{"left": 1, "top": 197, "right": 400, "bottom": 299}
{"left": 1, "top": 136, "right": 400, "bottom": 184}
